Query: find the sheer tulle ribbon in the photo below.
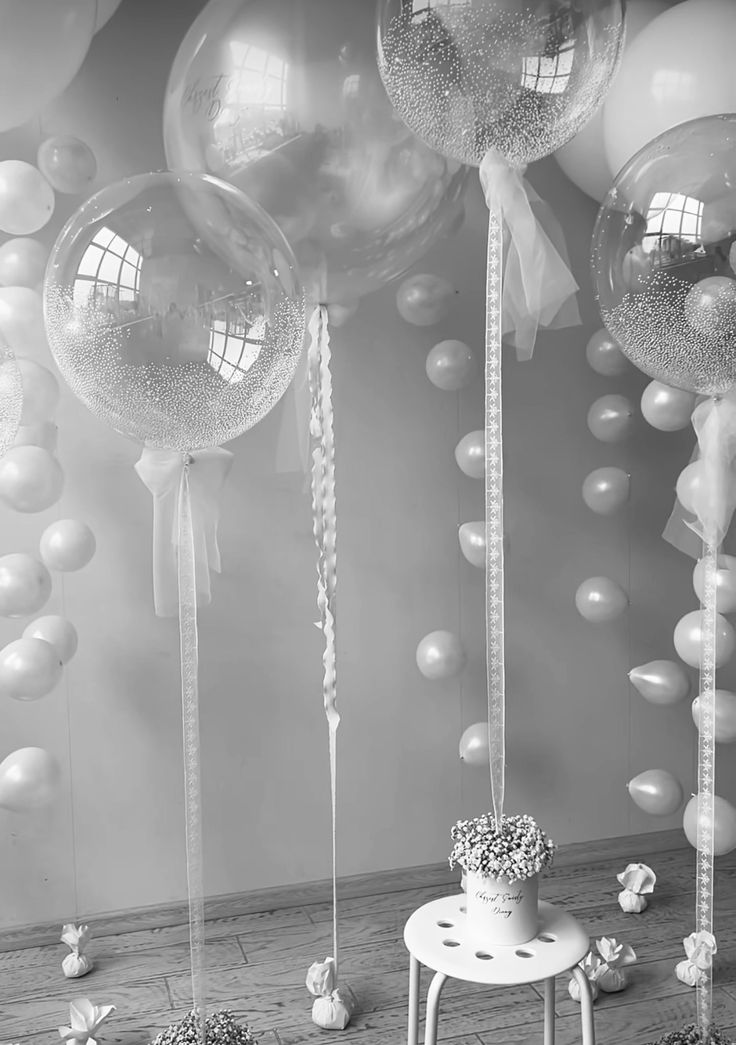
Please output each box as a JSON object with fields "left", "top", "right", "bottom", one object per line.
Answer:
{"left": 478, "top": 148, "right": 579, "bottom": 824}
{"left": 135, "top": 449, "right": 235, "bottom": 1045}
{"left": 662, "top": 394, "right": 735, "bottom": 1035}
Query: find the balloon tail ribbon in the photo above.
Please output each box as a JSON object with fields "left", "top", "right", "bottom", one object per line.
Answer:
{"left": 696, "top": 399, "right": 722, "bottom": 1039}
{"left": 484, "top": 198, "right": 505, "bottom": 828}
{"left": 308, "top": 305, "right": 340, "bottom": 976}
{"left": 177, "top": 457, "right": 206, "bottom": 1045}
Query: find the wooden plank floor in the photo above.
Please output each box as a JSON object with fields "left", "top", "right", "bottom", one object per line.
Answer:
{"left": 2, "top": 831, "right": 736, "bottom": 1045}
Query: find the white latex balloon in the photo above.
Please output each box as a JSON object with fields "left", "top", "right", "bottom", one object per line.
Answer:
{"left": 628, "top": 769, "right": 684, "bottom": 816}
{"left": 584, "top": 328, "right": 631, "bottom": 377}
{"left": 0, "top": 287, "right": 49, "bottom": 358}
{"left": 416, "top": 630, "right": 466, "bottom": 680}
{"left": 0, "top": 238, "right": 48, "bottom": 288}
{"left": 0, "top": 553, "right": 52, "bottom": 617}
{"left": 426, "top": 340, "right": 475, "bottom": 391}
{"left": 683, "top": 793, "right": 736, "bottom": 856}
{"left": 458, "top": 522, "right": 484, "bottom": 569}
{"left": 641, "top": 381, "right": 697, "bottom": 432}
{"left": 0, "top": 445, "right": 64, "bottom": 513}
{"left": 39, "top": 519, "right": 96, "bottom": 571}
{"left": 0, "top": 747, "right": 60, "bottom": 811}
{"left": 676, "top": 460, "right": 706, "bottom": 517}
{"left": 575, "top": 576, "right": 628, "bottom": 622}
{"left": 0, "top": 162, "right": 54, "bottom": 235}
{"left": 455, "top": 431, "right": 484, "bottom": 479}
{"left": 674, "top": 610, "right": 736, "bottom": 669}
{"left": 23, "top": 615, "right": 78, "bottom": 665}
{"left": 692, "top": 690, "right": 736, "bottom": 745}
{"left": 586, "top": 395, "right": 635, "bottom": 443}
{"left": 582, "top": 467, "right": 630, "bottom": 515}
{"left": 459, "top": 722, "right": 489, "bottom": 766}
{"left": 629, "top": 660, "right": 690, "bottom": 706}
{"left": 0, "top": 637, "right": 62, "bottom": 700}
{"left": 396, "top": 274, "right": 455, "bottom": 326}
{"left": 693, "top": 555, "right": 736, "bottom": 614}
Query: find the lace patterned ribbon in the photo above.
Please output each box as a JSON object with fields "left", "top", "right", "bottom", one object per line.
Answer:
{"left": 697, "top": 520, "right": 716, "bottom": 1036}
{"left": 478, "top": 149, "right": 579, "bottom": 824}
{"left": 176, "top": 457, "right": 206, "bottom": 1045}
{"left": 307, "top": 305, "right": 340, "bottom": 975}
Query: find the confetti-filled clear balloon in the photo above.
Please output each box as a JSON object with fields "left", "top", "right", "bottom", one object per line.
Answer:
{"left": 163, "top": 0, "right": 467, "bottom": 305}
{"left": 43, "top": 171, "right": 305, "bottom": 451}
{"left": 592, "top": 114, "right": 736, "bottom": 395}
{"left": 0, "top": 337, "right": 22, "bottom": 459}
{"left": 377, "top": 0, "right": 625, "bottom": 167}
{"left": 38, "top": 136, "right": 97, "bottom": 195}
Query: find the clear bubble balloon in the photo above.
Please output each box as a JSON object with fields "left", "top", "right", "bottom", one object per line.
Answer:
{"left": 683, "top": 793, "right": 736, "bottom": 856}
{"left": 586, "top": 394, "right": 634, "bottom": 443}
{"left": 459, "top": 722, "right": 489, "bottom": 766}
{"left": 38, "top": 136, "right": 97, "bottom": 196}
{"left": 673, "top": 610, "right": 736, "bottom": 669}
{"left": 455, "top": 431, "right": 484, "bottom": 479}
{"left": 0, "top": 0, "right": 96, "bottom": 133}
{"left": 426, "top": 340, "right": 475, "bottom": 391}
{"left": 0, "top": 446, "right": 64, "bottom": 513}
{"left": 0, "top": 553, "right": 52, "bottom": 617}
{"left": 0, "top": 238, "right": 48, "bottom": 288}
{"left": 0, "top": 162, "right": 55, "bottom": 236}
{"left": 592, "top": 114, "right": 736, "bottom": 395}
{"left": 585, "top": 328, "right": 630, "bottom": 377}
{"left": 582, "top": 467, "right": 630, "bottom": 515}
{"left": 39, "top": 519, "right": 96, "bottom": 572}
{"left": 416, "top": 630, "right": 466, "bottom": 680}
{"left": 575, "top": 576, "right": 628, "bottom": 623}
{"left": 640, "top": 381, "right": 696, "bottom": 432}
{"left": 23, "top": 615, "right": 78, "bottom": 665}
{"left": 43, "top": 171, "right": 305, "bottom": 452}
{"left": 692, "top": 689, "right": 736, "bottom": 745}
{"left": 163, "top": 0, "right": 468, "bottom": 305}
{"left": 458, "top": 521, "right": 484, "bottom": 569}
{"left": 628, "top": 769, "right": 684, "bottom": 817}
{"left": 629, "top": 660, "right": 690, "bottom": 706}
{"left": 693, "top": 554, "right": 736, "bottom": 614}
{"left": 0, "top": 637, "right": 62, "bottom": 701}
{"left": 17, "top": 358, "right": 59, "bottom": 425}
{"left": 397, "top": 274, "right": 456, "bottom": 326}
{"left": 377, "top": 0, "right": 624, "bottom": 168}
{"left": 0, "top": 747, "right": 61, "bottom": 812}
{"left": 0, "top": 338, "right": 22, "bottom": 459}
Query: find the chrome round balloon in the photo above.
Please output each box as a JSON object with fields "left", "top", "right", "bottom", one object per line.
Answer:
{"left": 163, "top": 0, "right": 468, "bottom": 304}
{"left": 377, "top": 0, "right": 624, "bottom": 168}
{"left": 43, "top": 171, "right": 305, "bottom": 451}
{"left": 592, "top": 114, "right": 736, "bottom": 395}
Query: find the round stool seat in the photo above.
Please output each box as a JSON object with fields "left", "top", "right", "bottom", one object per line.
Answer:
{"left": 404, "top": 895, "right": 589, "bottom": 985}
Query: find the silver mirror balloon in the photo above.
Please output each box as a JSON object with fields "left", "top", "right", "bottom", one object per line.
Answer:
{"left": 163, "top": 0, "right": 468, "bottom": 306}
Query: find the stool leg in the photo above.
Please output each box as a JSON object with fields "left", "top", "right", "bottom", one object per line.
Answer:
{"left": 543, "top": 976, "right": 555, "bottom": 1045}
{"left": 569, "top": 966, "right": 596, "bottom": 1045}
{"left": 424, "top": 971, "right": 448, "bottom": 1045}
{"left": 407, "top": 954, "right": 420, "bottom": 1045}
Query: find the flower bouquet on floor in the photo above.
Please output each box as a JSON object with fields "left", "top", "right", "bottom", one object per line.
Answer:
{"left": 449, "top": 813, "right": 555, "bottom": 946}
{"left": 643, "top": 1025, "right": 732, "bottom": 1045}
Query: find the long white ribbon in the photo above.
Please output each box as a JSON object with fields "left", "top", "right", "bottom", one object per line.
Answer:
{"left": 307, "top": 305, "right": 340, "bottom": 976}
{"left": 176, "top": 458, "right": 206, "bottom": 1045}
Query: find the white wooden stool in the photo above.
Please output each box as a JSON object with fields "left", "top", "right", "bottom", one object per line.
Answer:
{"left": 404, "top": 895, "right": 595, "bottom": 1045}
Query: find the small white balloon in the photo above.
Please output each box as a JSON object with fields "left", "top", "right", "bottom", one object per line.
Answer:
{"left": 0, "top": 238, "right": 48, "bottom": 288}
{"left": 0, "top": 747, "right": 60, "bottom": 812}
{"left": 0, "top": 637, "right": 62, "bottom": 700}
{"left": 416, "top": 630, "right": 466, "bottom": 680}
{"left": 37, "top": 136, "right": 97, "bottom": 195}
{"left": 585, "top": 329, "right": 630, "bottom": 377}
{"left": 586, "top": 395, "right": 635, "bottom": 443}
{"left": 674, "top": 610, "right": 736, "bottom": 669}
{"left": 0, "top": 162, "right": 54, "bottom": 235}
{"left": 0, "top": 553, "right": 52, "bottom": 617}
{"left": 40, "top": 519, "right": 96, "bottom": 571}
{"left": 396, "top": 274, "right": 455, "bottom": 326}
{"left": 459, "top": 722, "right": 489, "bottom": 766}
{"left": 676, "top": 460, "right": 705, "bottom": 517}
{"left": 426, "top": 340, "right": 475, "bottom": 391}
{"left": 693, "top": 555, "right": 736, "bottom": 614}
{"left": 455, "top": 431, "right": 484, "bottom": 479}
{"left": 23, "top": 615, "right": 78, "bottom": 664}
{"left": 640, "top": 381, "right": 696, "bottom": 432}
{"left": 692, "top": 689, "right": 736, "bottom": 745}
{"left": 459, "top": 522, "right": 484, "bottom": 569}
{"left": 575, "top": 576, "right": 628, "bottom": 622}
{"left": 582, "top": 467, "right": 630, "bottom": 515}
{"left": 0, "top": 445, "right": 64, "bottom": 513}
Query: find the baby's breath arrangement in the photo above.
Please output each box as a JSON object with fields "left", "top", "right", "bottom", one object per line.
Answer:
{"left": 150, "top": 1010, "right": 257, "bottom": 1045}
{"left": 449, "top": 812, "right": 556, "bottom": 883}
{"left": 644, "top": 1026, "right": 732, "bottom": 1045}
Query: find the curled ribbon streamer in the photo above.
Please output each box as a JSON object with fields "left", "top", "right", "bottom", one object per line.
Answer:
{"left": 479, "top": 149, "right": 580, "bottom": 360}
{"left": 177, "top": 458, "right": 206, "bottom": 1045}
{"left": 307, "top": 305, "right": 341, "bottom": 979}
{"left": 135, "top": 447, "right": 234, "bottom": 617}
{"left": 478, "top": 150, "right": 579, "bottom": 825}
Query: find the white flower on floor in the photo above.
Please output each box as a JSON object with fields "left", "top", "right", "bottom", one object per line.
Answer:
{"left": 61, "top": 923, "right": 94, "bottom": 978}
{"left": 306, "top": 956, "right": 357, "bottom": 1030}
{"left": 675, "top": 931, "right": 717, "bottom": 987}
{"left": 595, "top": 936, "right": 637, "bottom": 992}
{"left": 616, "top": 862, "right": 656, "bottom": 913}
{"left": 58, "top": 998, "right": 115, "bottom": 1045}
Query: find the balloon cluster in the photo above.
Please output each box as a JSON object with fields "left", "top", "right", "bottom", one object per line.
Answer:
{"left": 0, "top": 131, "right": 101, "bottom": 815}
